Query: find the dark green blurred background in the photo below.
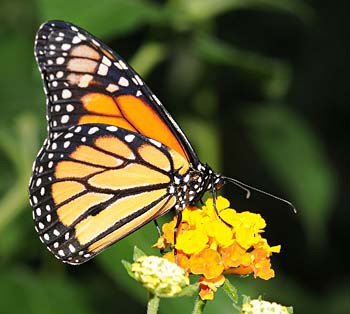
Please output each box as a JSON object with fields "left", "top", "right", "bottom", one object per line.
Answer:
{"left": 0, "top": 0, "right": 349, "bottom": 313}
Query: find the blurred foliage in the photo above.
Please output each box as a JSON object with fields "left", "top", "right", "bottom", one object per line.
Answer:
{"left": 0, "top": 0, "right": 349, "bottom": 313}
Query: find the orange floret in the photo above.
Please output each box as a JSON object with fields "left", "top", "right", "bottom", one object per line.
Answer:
{"left": 189, "top": 248, "right": 224, "bottom": 279}
{"left": 198, "top": 275, "right": 225, "bottom": 300}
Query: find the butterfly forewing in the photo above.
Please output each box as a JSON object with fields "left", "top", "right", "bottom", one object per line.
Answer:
{"left": 35, "top": 20, "right": 197, "bottom": 163}
{"left": 28, "top": 124, "right": 192, "bottom": 264}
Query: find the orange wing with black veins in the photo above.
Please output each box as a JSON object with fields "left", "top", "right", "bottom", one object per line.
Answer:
{"left": 35, "top": 20, "right": 196, "bottom": 163}
{"left": 28, "top": 124, "right": 191, "bottom": 264}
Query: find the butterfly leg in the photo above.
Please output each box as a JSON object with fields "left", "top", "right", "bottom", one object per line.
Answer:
{"left": 173, "top": 209, "right": 182, "bottom": 264}
{"left": 153, "top": 219, "right": 166, "bottom": 255}
{"left": 210, "top": 177, "right": 232, "bottom": 228}
{"left": 153, "top": 219, "right": 162, "bottom": 238}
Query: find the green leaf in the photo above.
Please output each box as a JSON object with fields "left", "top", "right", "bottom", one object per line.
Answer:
{"left": 241, "top": 294, "right": 251, "bottom": 305}
{"left": 176, "top": 283, "right": 199, "bottom": 297}
{"left": 223, "top": 279, "right": 239, "bottom": 303}
{"left": 191, "top": 296, "right": 206, "bottom": 314}
{"left": 133, "top": 246, "right": 147, "bottom": 261}
{"left": 121, "top": 260, "right": 135, "bottom": 279}
{"left": 193, "top": 35, "right": 291, "bottom": 100}
{"left": 243, "top": 105, "right": 337, "bottom": 247}
{"left": 37, "top": 0, "right": 161, "bottom": 38}
{"left": 180, "top": 117, "right": 222, "bottom": 172}
{"left": 167, "top": 0, "right": 314, "bottom": 25}
{"left": 130, "top": 42, "right": 168, "bottom": 78}
{"left": 0, "top": 34, "right": 42, "bottom": 121}
{"left": 0, "top": 114, "right": 40, "bottom": 234}
{"left": 0, "top": 269, "right": 93, "bottom": 314}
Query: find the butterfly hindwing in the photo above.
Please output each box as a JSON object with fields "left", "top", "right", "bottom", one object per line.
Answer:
{"left": 35, "top": 20, "right": 197, "bottom": 163}
{"left": 28, "top": 124, "right": 192, "bottom": 264}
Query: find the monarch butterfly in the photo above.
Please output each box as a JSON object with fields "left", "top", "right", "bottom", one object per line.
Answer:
{"left": 29, "top": 21, "right": 294, "bottom": 265}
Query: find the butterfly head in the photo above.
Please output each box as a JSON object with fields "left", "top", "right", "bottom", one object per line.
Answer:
{"left": 171, "top": 163, "right": 225, "bottom": 210}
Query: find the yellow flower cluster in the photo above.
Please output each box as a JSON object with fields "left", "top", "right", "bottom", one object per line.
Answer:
{"left": 154, "top": 196, "right": 280, "bottom": 300}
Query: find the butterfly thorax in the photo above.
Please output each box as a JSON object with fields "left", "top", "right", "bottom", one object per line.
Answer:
{"left": 170, "top": 163, "right": 223, "bottom": 210}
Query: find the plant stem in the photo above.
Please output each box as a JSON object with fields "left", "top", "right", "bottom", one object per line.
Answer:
{"left": 147, "top": 293, "right": 160, "bottom": 314}
{"left": 192, "top": 296, "right": 206, "bottom": 314}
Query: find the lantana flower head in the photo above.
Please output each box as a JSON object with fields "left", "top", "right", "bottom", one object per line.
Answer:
{"left": 242, "top": 297, "right": 293, "bottom": 314}
{"left": 154, "top": 196, "right": 280, "bottom": 300}
{"left": 130, "top": 255, "right": 190, "bottom": 297}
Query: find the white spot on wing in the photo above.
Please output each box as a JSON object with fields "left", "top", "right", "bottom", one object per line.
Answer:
{"left": 97, "top": 63, "right": 108, "bottom": 76}
{"left": 77, "top": 33, "right": 87, "bottom": 41}
{"left": 56, "top": 57, "right": 65, "bottom": 65}
{"left": 72, "top": 36, "right": 81, "bottom": 44}
{"left": 88, "top": 127, "right": 99, "bottom": 134}
{"left": 125, "top": 134, "right": 135, "bottom": 142}
{"left": 61, "top": 115, "right": 69, "bottom": 123}
{"left": 150, "top": 139, "right": 162, "bottom": 148}
{"left": 106, "top": 126, "right": 118, "bottom": 132}
{"left": 102, "top": 56, "right": 112, "bottom": 66}
{"left": 62, "top": 89, "right": 72, "bottom": 99}
{"left": 92, "top": 39, "right": 100, "bottom": 47}
{"left": 69, "top": 244, "right": 76, "bottom": 253}
{"left": 106, "top": 84, "right": 119, "bottom": 93}
{"left": 118, "top": 60, "right": 128, "bottom": 69}
{"left": 62, "top": 43, "right": 71, "bottom": 51}
{"left": 118, "top": 77, "right": 129, "bottom": 87}
{"left": 135, "top": 75, "right": 144, "bottom": 85}
{"left": 114, "top": 62, "right": 122, "bottom": 70}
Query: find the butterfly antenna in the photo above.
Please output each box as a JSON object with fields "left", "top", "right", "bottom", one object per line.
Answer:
{"left": 222, "top": 176, "right": 297, "bottom": 214}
